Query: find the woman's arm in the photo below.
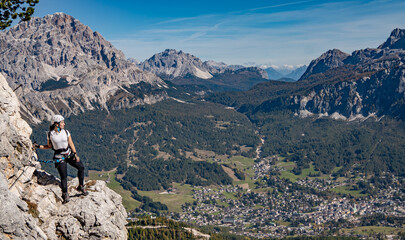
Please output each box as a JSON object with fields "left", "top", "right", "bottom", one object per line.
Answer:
{"left": 37, "top": 138, "right": 52, "bottom": 150}
{"left": 68, "top": 136, "right": 80, "bottom": 162}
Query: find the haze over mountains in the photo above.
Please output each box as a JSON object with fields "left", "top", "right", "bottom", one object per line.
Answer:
{"left": 262, "top": 65, "right": 307, "bottom": 81}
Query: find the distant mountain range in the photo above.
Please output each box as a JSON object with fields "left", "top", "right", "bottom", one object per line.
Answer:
{"left": 138, "top": 49, "right": 270, "bottom": 92}
{"left": 0, "top": 12, "right": 277, "bottom": 122}
{"left": 263, "top": 65, "right": 307, "bottom": 81}
{"left": 2, "top": 12, "right": 403, "bottom": 123}
{"left": 137, "top": 49, "right": 307, "bottom": 87}
{"left": 210, "top": 28, "right": 405, "bottom": 121}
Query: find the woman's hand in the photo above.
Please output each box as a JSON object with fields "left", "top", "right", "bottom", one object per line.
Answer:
{"left": 75, "top": 155, "right": 80, "bottom": 163}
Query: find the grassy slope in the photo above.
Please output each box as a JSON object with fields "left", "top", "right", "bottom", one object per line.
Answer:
{"left": 138, "top": 183, "right": 195, "bottom": 213}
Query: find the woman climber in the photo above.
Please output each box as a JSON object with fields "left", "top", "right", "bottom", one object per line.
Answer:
{"left": 35, "top": 115, "right": 88, "bottom": 203}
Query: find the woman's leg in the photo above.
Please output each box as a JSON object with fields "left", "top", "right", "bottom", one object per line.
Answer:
{"left": 56, "top": 161, "right": 68, "bottom": 193}
{"left": 67, "top": 157, "right": 85, "bottom": 186}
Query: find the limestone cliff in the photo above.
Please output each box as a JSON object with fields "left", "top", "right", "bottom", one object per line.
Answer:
{"left": 269, "top": 29, "right": 405, "bottom": 120}
{"left": 139, "top": 49, "right": 269, "bottom": 80}
{"left": 0, "top": 73, "right": 127, "bottom": 239}
{"left": 0, "top": 13, "right": 167, "bottom": 123}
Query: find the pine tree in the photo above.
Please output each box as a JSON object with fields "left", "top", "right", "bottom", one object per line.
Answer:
{"left": 0, "top": 0, "right": 39, "bottom": 30}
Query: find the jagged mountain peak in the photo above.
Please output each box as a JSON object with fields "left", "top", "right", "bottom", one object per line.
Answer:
{"left": 151, "top": 49, "right": 202, "bottom": 63}
{"left": 204, "top": 60, "right": 229, "bottom": 71}
{"left": 140, "top": 49, "right": 214, "bottom": 79}
{"left": 10, "top": 12, "right": 82, "bottom": 36}
{"left": 378, "top": 28, "right": 405, "bottom": 50}
{"left": 5, "top": 12, "right": 126, "bottom": 68}
{"left": 300, "top": 49, "right": 350, "bottom": 80}
{"left": 140, "top": 49, "right": 269, "bottom": 81}
{"left": 321, "top": 48, "right": 349, "bottom": 58}
{"left": 0, "top": 13, "right": 166, "bottom": 122}
{"left": 301, "top": 29, "right": 405, "bottom": 79}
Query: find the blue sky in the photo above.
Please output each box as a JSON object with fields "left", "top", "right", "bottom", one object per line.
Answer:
{"left": 33, "top": 0, "right": 405, "bottom": 67}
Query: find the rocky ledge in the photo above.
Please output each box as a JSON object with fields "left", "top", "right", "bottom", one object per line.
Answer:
{"left": 0, "top": 73, "right": 127, "bottom": 239}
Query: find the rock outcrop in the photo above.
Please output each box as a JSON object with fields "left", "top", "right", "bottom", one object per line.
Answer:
{"left": 0, "top": 13, "right": 167, "bottom": 123}
{"left": 378, "top": 28, "right": 405, "bottom": 50}
{"left": 140, "top": 49, "right": 215, "bottom": 80}
{"left": 300, "top": 49, "right": 350, "bottom": 80}
{"left": 0, "top": 73, "right": 127, "bottom": 239}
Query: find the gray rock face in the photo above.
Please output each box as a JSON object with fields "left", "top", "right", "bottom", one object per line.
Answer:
{"left": 0, "top": 13, "right": 166, "bottom": 123}
{"left": 378, "top": 28, "right": 405, "bottom": 50}
{"left": 298, "top": 67, "right": 405, "bottom": 120}
{"left": 0, "top": 73, "right": 32, "bottom": 169}
{"left": 139, "top": 49, "right": 216, "bottom": 80}
{"left": 301, "top": 29, "right": 405, "bottom": 81}
{"left": 257, "top": 66, "right": 405, "bottom": 121}
{"left": 300, "top": 49, "right": 350, "bottom": 80}
{"left": 139, "top": 49, "right": 268, "bottom": 80}
{"left": 345, "top": 47, "right": 405, "bottom": 71}
{"left": 255, "top": 29, "right": 405, "bottom": 120}
{"left": 0, "top": 171, "right": 47, "bottom": 240}
{"left": 0, "top": 73, "right": 128, "bottom": 239}
{"left": 24, "top": 176, "right": 128, "bottom": 240}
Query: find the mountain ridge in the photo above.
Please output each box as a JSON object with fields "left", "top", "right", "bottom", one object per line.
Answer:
{"left": 0, "top": 13, "right": 167, "bottom": 123}
{"left": 139, "top": 49, "right": 215, "bottom": 80}
{"left": 300, "top": 49, "right": 350, "bottom": 80}
{"left": 263, "top": 65, "right": 307, "bottom": 81}
{"left": 209, "top": 28, "right": 405, "bottom": 121}
{"left": 378, "top": 28, "right": 405, "bottom": 50}
{"left": 138, "top": 49, "right": 270, "bottom": 91}
{"left": 139, "top": 49, "right": 269, "bottom": 81}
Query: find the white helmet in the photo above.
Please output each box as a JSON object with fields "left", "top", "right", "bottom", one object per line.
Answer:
{"left": 52, "top": 115, "right": 65, "bottom": 123}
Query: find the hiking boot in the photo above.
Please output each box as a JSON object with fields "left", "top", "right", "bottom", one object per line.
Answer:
{"left": 77, "top": 185, "right": 89, "bottom": 196}
{"left": 62, "top": 192, "right": 70, "bottom": 204}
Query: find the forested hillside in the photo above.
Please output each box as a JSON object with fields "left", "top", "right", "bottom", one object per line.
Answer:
{"left": 252, "top": 111, "right": 405, "bottom": 177}
{"left": 206, "top": 51, "right": 405, "bottom": 179}
{"left": 170, "top": 68, "right": 269, "bottom": 92}
{"left": 32, "top": 99, "right": 260, "bottom": 190}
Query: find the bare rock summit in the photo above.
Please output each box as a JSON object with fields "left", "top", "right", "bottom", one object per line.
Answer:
{"left": 0, "top": 13, "right": 167, "bottom": 123}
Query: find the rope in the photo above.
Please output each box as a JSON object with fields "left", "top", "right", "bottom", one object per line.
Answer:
{"left": 13, "top": 84, "right": 23, "bottom": 92}
{"left": 31, "top": 150, "right": 64, "bottom": 163}
{"left": 9, "top": 151, "right": 63, "bottom": 189}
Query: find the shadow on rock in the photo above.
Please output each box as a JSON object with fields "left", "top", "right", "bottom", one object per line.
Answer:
{"left": 34, "top": 170, "right": 60, "bottom": 186}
